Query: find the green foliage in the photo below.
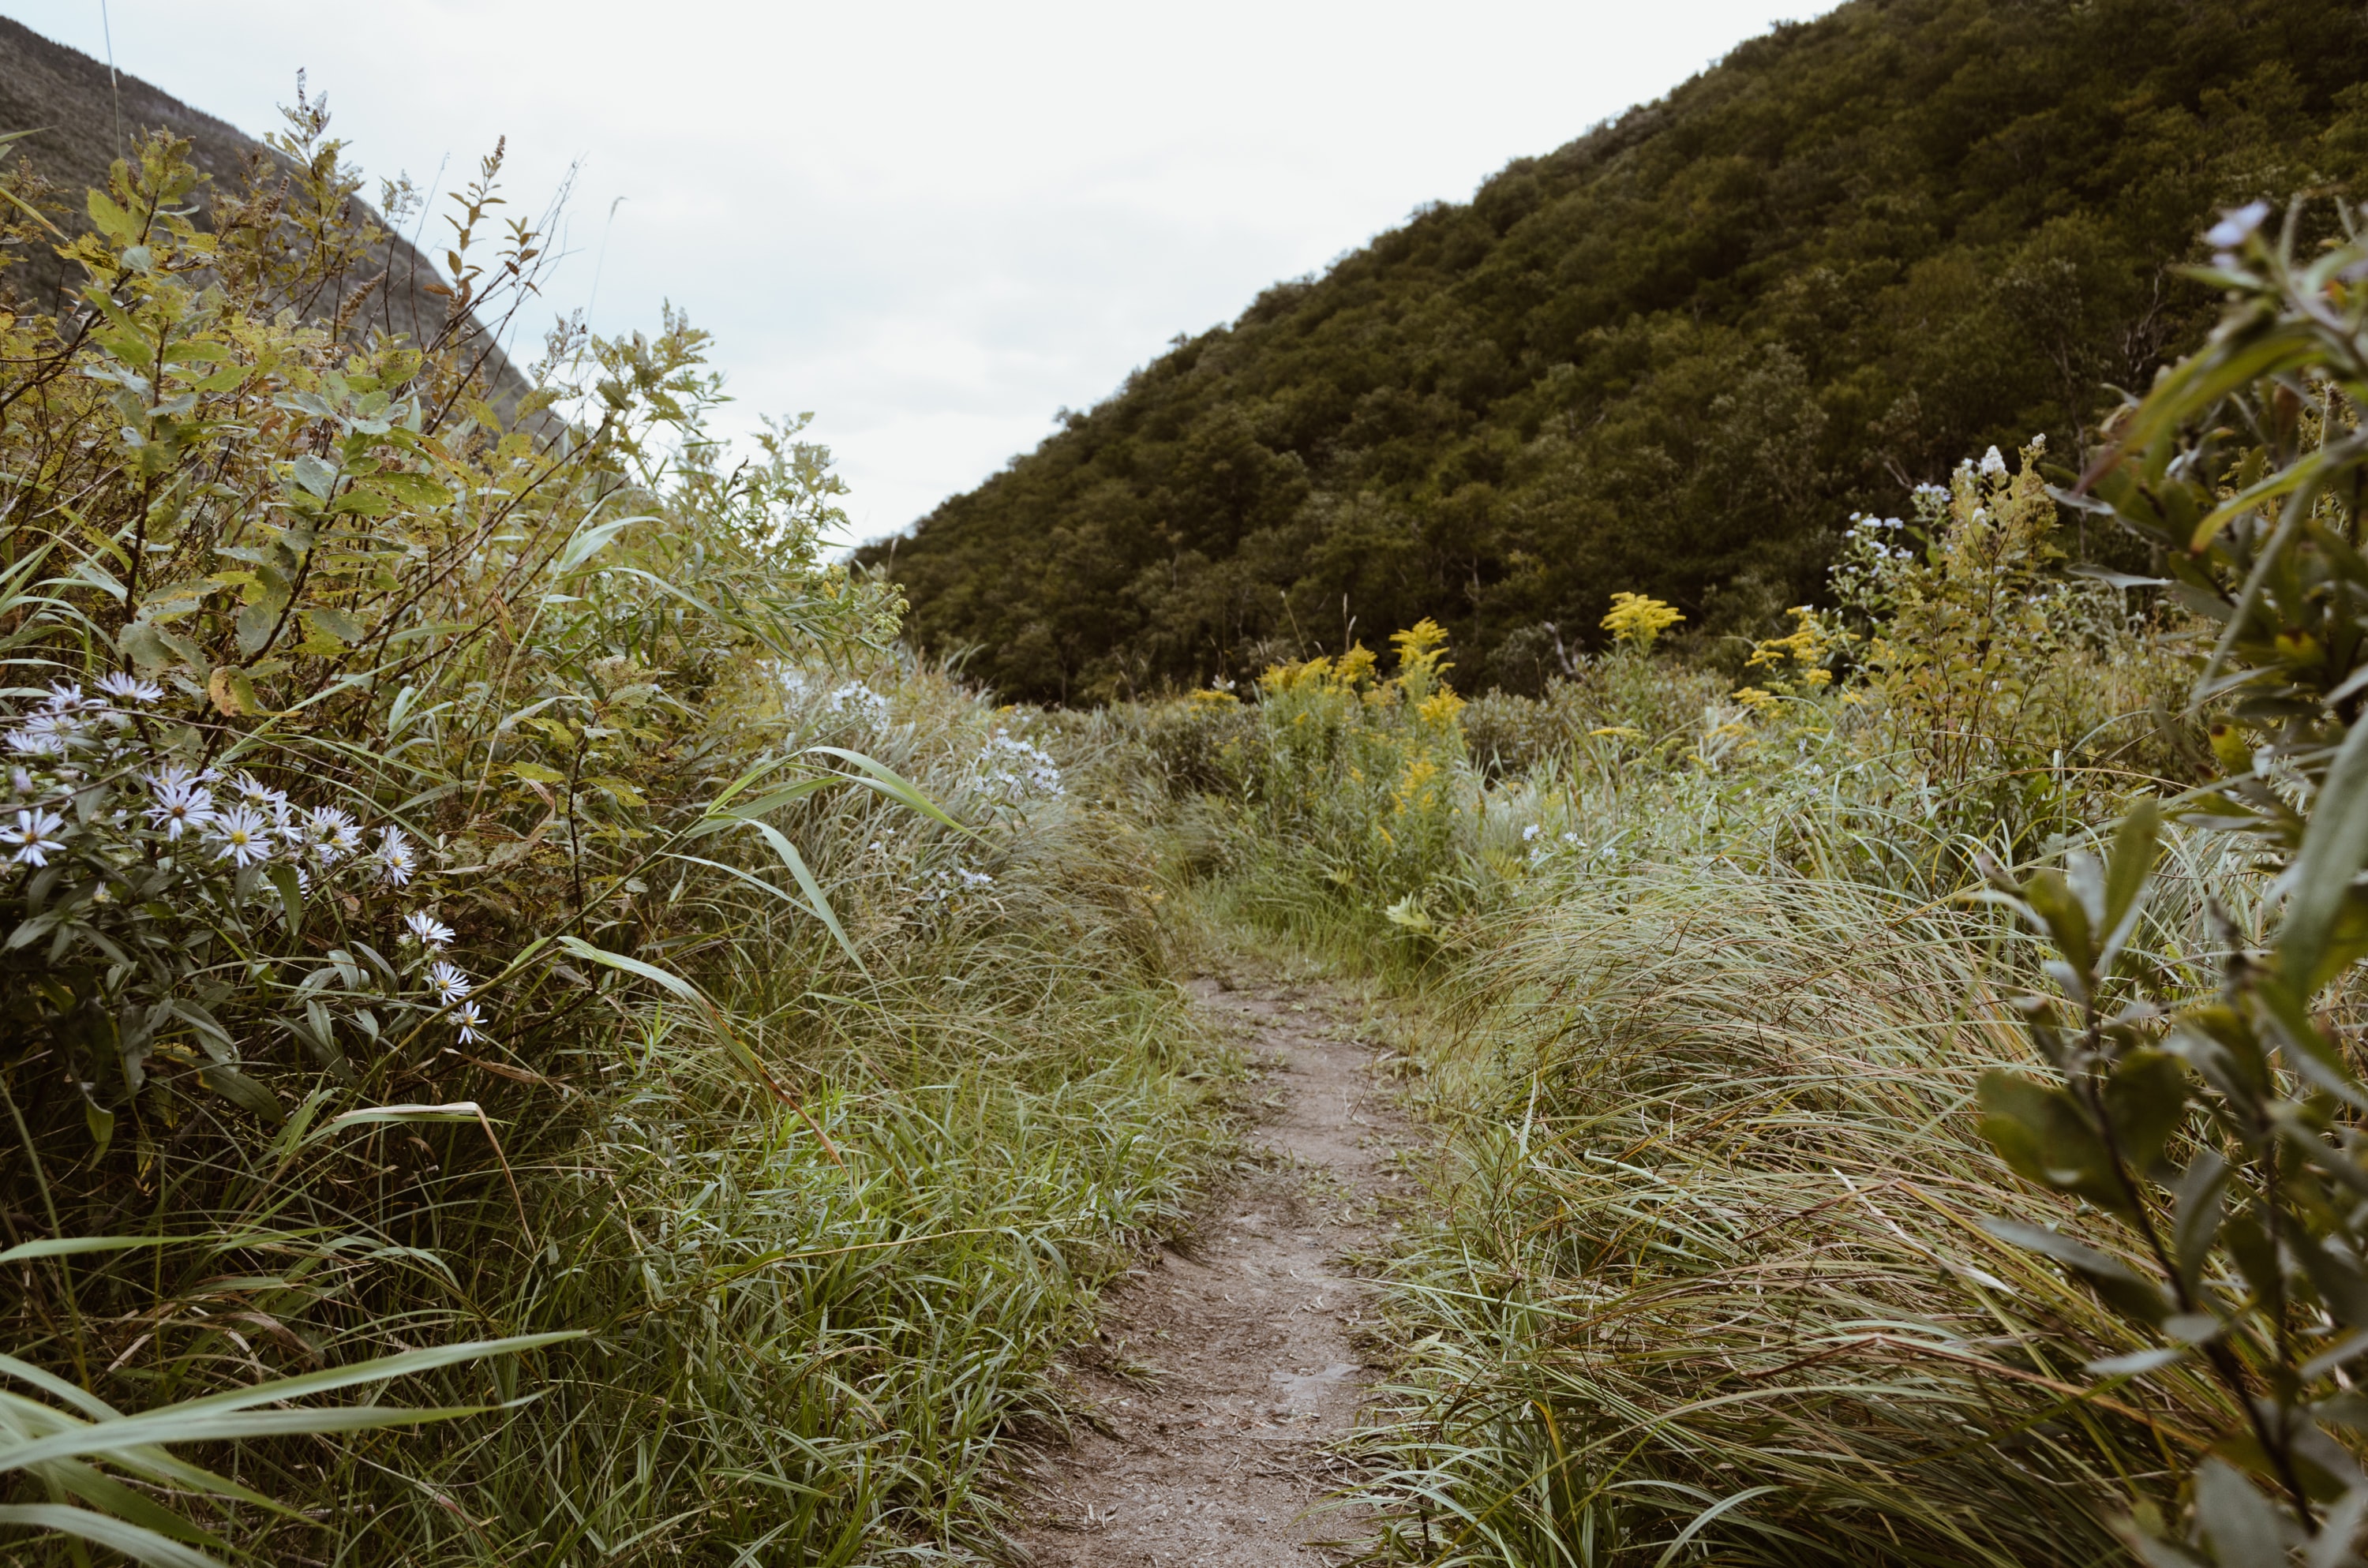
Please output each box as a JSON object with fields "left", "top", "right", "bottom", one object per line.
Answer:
{"left": 1866, "top": 442, "right": 2071, "bottom": 788}
{"left": 0, "top": 122, "right": 1221, "bottom": 1563}
{"left": 1126, "top": 187, "right": 2368, "bottom": 1564}
{"left": 1971, "top": 194, "right": 2368, "bottom": 1559}
{"left": 1251, "top": 622, "right": 1471, "bottom": 904}
{"left": 1132, "top": 342, "right": 2227, "bottom": 1563}
{"left": 868, "top": 0, "right": 2368, "bottom": 704}
{"left": 0, "top": 1331, "right": 575, "bottom": 1567}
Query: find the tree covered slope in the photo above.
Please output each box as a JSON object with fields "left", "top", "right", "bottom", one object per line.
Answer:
{"left": 864, "top": 0, "right": 2368, "bottom": 702}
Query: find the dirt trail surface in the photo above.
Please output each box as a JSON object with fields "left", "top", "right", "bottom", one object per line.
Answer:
{"left": 1014, "top": 968, "right": 1416, "bottom": 1566}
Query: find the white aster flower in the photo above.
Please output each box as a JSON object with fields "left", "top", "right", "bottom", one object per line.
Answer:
{"left": 1522, "top": 823, "right": 1541, "bottom": 842}
{"left": 231, "top": 772, "right": 288, "bottom": 814}
{"left": 373, "top": 826, "right": 418, "bottom": 886}
{"left": 144, "top": 769, "right": 216, "bottom": 840}
{"left": 209, "top": 805, "right": 275, "bottom": 868}
{"left": 452, "top": 1000, "right": 487, "bottom": 1045}
{"left": 96, "top": 672, "right": 164, "bottom": 705}
{"left": 427, "top": 960, "right": 471, "bottom": 1006}
{"left": 403, "top": 911, "right": 456, "bottom": 949}
{"left": 304, "top": 805, "right": 363, "bottom": 863}
{"left": 41, "top": 682, "right": 90, "bottom": 713}
{"left": 0, "top": 806, "right": 67, "bottom": 867}
{"left": 2204, "top": 200, "right": 2270, "bottom": 252}
{"left": 6, "top": 715, "right": 69, "bottom": 757}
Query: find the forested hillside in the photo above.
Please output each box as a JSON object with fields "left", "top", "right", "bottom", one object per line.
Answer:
{"left": 866, "top": 0, "right": 2368, "bottom": 702}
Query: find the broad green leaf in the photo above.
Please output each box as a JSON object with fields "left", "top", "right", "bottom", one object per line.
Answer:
{"left": 82, "top": 1098, "right": 113, "bottom": 1161}
{"left": 290, "top": 454, "right": 338, "bottom": 500}
{"left": 2280, "top": 713, "right": 2368, "bottom": 994}
{"left": 2172, "top": 1153, "right": 2228, "bottom": 1297}
{"left": 553, "top": 936, "right": 703, "bottom": 1008}
{"left": 302, "top": 606, "right": 365, "bottom": 646}
{"left": 2104, "top": 1050, "right": 2187, "bottom": 1182}
{"left": 586, "top": 773, "right": 648, "bottom": 809}
{"left": 377, "top": 471, "right": 453, "bottom": 509}
{"left": 84, "top": 189, "right": 137, "bottom": 241}
{"left": 197, "top": 1065, "right": 282, "bottom": 1125}
{"left": 2291, "top": 1230, "right": 2368, "bottom": 1327}
{"left": 2192, "top": 1459, "right": 2287, "bottom": 1566}
{"left": 804, "top": 746, "right": 971, "bottom": 834}
{"left": 553, "top": 515, "right": 653, "bottom": 575}
{"left": 117, "top": 620, "right": 173, "bottom": 674}
{"left": 2098, "top": 799, "right": 2160, "bottom": 969}
{"left": 1977, "top": 1070, "right": 2121, "bottom": 1210}
{"left": 268, "top": 863, "right": 304, "bottom": 937}
{"left": 1982, "top": 1216, "right": 2169, "bottom": 1325}
{"left": 2020, "top": 867, "right": 2095, "bottom": 979}
{"left": 737, "top": 818, "right": 866, "bottom": 974}
{"left": 204, "top": 665, "right": 266, "bottom": 718}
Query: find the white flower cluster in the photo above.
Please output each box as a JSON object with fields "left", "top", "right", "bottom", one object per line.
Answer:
{"left": 973, "top": 731, "right": 1062, "bottom": 801}
{"left": 916, "top": 864, "right": 996, "bottom": 905}
{"left": 2, "top": 676, "right": 493, "bottom": 1050}
{"left": 1523, "top": 825, "right": 1587, "bottom": 867}
{"left": 2, "top": 680, "right": 419, "bottom": 880}
{"left": 1841, "top": 512, "right": 1913, "bottom": 561}
{"left": 781, "top": 669, "right": 893, "bottom": 728}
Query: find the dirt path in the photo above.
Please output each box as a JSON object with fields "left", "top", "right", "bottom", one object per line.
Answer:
{"left": 1014, "top": 967, "right": 1414, "bottom": 1566}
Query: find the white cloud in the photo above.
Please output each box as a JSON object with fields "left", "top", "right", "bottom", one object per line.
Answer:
{"left": 5, "top": 0, "right": 1811, "bottom": 544}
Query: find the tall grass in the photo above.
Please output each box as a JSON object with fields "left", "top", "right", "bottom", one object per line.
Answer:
{"left": 1125, "top": 454, "right": 2238, "bottom": 1562}
{"left": 1351, "top": 848, "right": 2269, "bottom": 1565}
{"left": 1, "top": 120, "right": 1228, "bottom": 1564}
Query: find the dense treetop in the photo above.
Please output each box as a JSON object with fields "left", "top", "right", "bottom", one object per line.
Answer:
{"left": 863, "top": 0, "right": 2368, "bottom": 702}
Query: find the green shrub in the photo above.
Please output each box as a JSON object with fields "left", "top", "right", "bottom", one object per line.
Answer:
{"left": 0, "top": 122, "right": 1220, "bottom": 1564}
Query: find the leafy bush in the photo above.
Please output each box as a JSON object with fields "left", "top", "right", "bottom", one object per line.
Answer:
{"left": 1969, "top": 195, "right": 2368, "bottom": 1562}
{"left": 0, "top": 123, "right": 1220, "bottom": 1563}
{"left": 1133, "top": 249, "right": 2247, "bottom": 1565}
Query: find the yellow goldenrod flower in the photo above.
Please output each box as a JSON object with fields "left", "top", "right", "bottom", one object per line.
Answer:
{"left": 1601, "top": 592, "right": 1684, "bottom": 650}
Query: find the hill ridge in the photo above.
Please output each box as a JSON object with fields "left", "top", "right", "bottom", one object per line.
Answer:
{"left": 0, "top": 16, "right": 528, "bottom": 402}
{"left": 866, "top": 0, "right": 2368, "bottom": 703}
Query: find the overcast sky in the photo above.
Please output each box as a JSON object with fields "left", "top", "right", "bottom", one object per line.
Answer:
{"left": 5, "top": 1, "right": 1808, "bottom": 546}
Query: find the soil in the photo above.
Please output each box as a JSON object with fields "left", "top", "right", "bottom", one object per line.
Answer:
{"left": 1012, "top": 966, "right": 1417, "bottom": 1566}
